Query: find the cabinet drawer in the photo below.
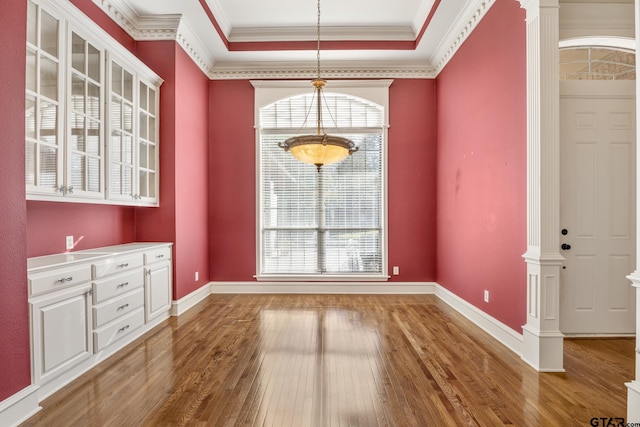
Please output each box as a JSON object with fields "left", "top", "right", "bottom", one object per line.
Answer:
{"left": 29, "top": 265, "right": 92, "bottom": 297}
{"left": 92, "top": 253, "right": 144, "bottom": 279}
{"left": 93, "top": 308, "right": 144, "bottom": 352}
{"left": 93, "top": 288, "right": 144, "bottom": 328}
{"left": 92, "top": 269, "right": 143, "bottom": 304}
{"left": 144, "top": 246, "right": 172, "bottom": 265}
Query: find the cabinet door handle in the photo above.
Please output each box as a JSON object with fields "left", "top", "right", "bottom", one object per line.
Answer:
{"left": 118, "top": 324, "right": 130, "bottom": 333}
{"left": 55, "top": 276, "right": 73, "bottom": 283}
{"left": 117, "top": 263, "right": 129, "bottom": 268}
{"left": 155, "top": 254, "right": 164, "bottom": 258}
{"left": 117, "top": 282, "right": 129, "bottom": 288}
{"left": 117, "top": 303, "right": 129, "bottom": 311}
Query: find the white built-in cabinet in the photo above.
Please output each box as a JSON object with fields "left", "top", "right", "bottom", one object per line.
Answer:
{"left": 28, "top": 243, "right": 173, "bottom": 400}
{"left": 25, "top": 0, "right": 162, "bottom": 206}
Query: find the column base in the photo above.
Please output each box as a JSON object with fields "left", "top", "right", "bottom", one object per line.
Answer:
{"left": 521, "top": 325, "right": 565, "bottom": 372}
{"left": 627, "top": 381, "right": 640, "bottom": 423}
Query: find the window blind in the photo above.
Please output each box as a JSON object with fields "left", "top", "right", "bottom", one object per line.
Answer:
{"left": 259, "top": 92, "right": 384, "bottom": 276}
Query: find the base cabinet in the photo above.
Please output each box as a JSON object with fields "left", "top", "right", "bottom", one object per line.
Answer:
{"left": 28, "top": 242, "right": 173, "bottom": 400}
{"left": 30, "top": 284, "right": 93, "bottom": 386}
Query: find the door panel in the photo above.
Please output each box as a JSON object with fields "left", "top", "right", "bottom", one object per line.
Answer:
{"left": 560, "top": 81, "right": 636, "bottom": 335}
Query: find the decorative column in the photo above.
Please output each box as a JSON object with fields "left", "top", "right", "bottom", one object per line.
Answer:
{"left": 519, "top": 0, "right": 565, "bottom": 372}
{"left": 625, "top": 1, "right": 640, "bottom": 421}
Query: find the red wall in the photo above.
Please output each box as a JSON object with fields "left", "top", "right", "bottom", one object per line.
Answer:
{"left": 388, "top": 79, "right": 437, "bottom": 281}
{"left": 136, "top": 41, "right": 210, "bottom": 299}
{"left": 436, "top": 0, "right": 527, "bottom": 332}
{"left": 0, "top": 0, "right": 31, "bottom": 402}
{"left": 208, "top": 80, "right": 257, "bottom": 280}
{"left": 173, "top": 46, "right": 210, "bottom": 297}
{"left": 208, "top": 79, "right": 438, "bottom": 281}
{"left": 27, "top": 202, "right": 134, "bottom": 256}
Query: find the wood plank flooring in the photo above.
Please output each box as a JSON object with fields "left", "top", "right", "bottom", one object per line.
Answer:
{"left": 22, "top": 294, "right": 634, "bottom": 426}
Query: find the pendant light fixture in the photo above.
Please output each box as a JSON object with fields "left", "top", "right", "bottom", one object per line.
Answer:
{"left": 278, "top": 0, "right": 358, "bottom": 172}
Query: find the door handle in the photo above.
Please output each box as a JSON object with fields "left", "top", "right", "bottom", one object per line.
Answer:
{"left": 561, "top": 243, "right": 571, "bottom": 251}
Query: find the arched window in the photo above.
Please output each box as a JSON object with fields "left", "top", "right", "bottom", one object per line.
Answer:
{"left": 253, "top": 80, "right": 390, "bottom": 280}
{"left": 560, "top": 47, "right": 635, "bottom": 80}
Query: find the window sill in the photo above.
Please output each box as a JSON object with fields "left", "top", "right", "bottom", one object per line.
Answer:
{"left": 255, "top": 274, "right": 390, "bottom": 282}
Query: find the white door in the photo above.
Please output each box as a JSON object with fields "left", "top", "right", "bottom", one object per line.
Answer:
{"left": 560, "top": 80, "right": 636, "bottom": 335}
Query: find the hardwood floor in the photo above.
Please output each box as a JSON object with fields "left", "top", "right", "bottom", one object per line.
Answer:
{"left": 22, "top": 294, "right": 634, "bottom": 426}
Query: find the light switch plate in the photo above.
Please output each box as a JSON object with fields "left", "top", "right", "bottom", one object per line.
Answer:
{"left": 65, "top": 235, "right": 74, "bottom": 250}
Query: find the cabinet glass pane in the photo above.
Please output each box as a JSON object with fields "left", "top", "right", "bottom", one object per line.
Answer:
{"left": 148, "top": 88, "right": 156, "bottom": 115}
{"left": 40, "top": 55, "right": 58, "bottom": 101}
{"left": 88, "top": 157, "right": 100, "bottom": 192}
{"left": 27, "top": 1, "right": 37, "bottom": 46}
{"left": 26, "top": 48, "right": 36, "bottom": 92}
{"left": 26, "top": 141, "right": 36, "bottom": 186}
{"left": 139, "top": 142, "right": 148, "bottom": 169}
{"left": 40, "top": 145, "right": 58, "bottom": 187}
{"left": 123, "top": 166, "right": 132, "bottom": 194}
{"left": 111, "top": 99, "right": 121, "bottom": 129}
{"left": 139, "top": 113, "right": 147, "bottom": 139}
{"left": 111, "top": 164, "right": 121, "bottom": 191}
{"left": 26, "top": 95, "right": 36, "bottom": 139}
{"left": 111, "top": 131, "right": 121, "bottom": 161}
{"left": 71, "top": 33, "right": 84, "bottom": 73}
{"left": 148, "top": 172, "right": 156, "bottom": 198}
{"left": 123, "top": 135, "right": 132, "bottom": 164}
{"left": 39, "top": 102, "right": 57, "bottom": 144}
{"left": 124, "top": 70, "right": 133, "bottom": 102}
{"left": 71, "top": 153, "right": 85, "bottom": 189}
{"left": 139, "top": 82, "right": 147, "bottom": 111}
{"left": 87, "top": 119, "right": 100, "bottom": 155}
{"left": 149, "top": 117, "right": 156, "bottom": 142}
{"left": 88, "top": 82, "right": 100, "bottom": 119}
{"left": 71, "top": 74, "right": 84, "bottom": 112}
{"left": 88, "top": 44, "right": 100, "bottom": 82}
{"left": 70, "top": 114, "right": 85, "bottom": 152}
{"left": 41, "top": 10, "right": 58, "bottom": 57}
{"left": 148, "top": 144, "right": 156, "bottom": 170}
{"left": 139, "top": 171, "right": 147, "bottom": 197}
{"left": 123, "top": 104, "right": 133, "bottom": 132}
{"left": 112, "top": 63, "right": 122, "bottom": 96}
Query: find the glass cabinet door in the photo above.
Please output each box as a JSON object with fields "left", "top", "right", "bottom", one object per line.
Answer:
{"left": 107, "top": 59, "right": 135, "bottom": 201}
{"left": 67, "top": 30, "right": 103, "bottom": 198}
{"left": 26, "top": 0, "right": 63, "bottom": 196}
{"left": 137, "top": 81, "right": 159, "bottom": 204}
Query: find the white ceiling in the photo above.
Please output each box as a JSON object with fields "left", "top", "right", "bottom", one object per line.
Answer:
{"left": 91, "top": 0, "right": 495, "bottom": 78}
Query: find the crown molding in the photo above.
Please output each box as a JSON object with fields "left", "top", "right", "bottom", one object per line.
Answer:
{"left": 431, "top": 0, "right": 497, "bottom": 75}
{"left": 208, "top": 62, "right": 436, "bottom": 80}
{"left": 92, "top": 0, "right": 216, "bottom": 77}
{"left": 229, "top": 25, "right": 416, "bottom": 43}
{"left": 91, "top": 0, "right": 492, "bottom": 80}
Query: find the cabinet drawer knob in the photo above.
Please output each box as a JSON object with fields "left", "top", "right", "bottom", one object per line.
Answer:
{"left": 118, "top": 324, "right": 130, "bottom": 333}
{"left": 117, "top": 303, "right": 129, "bottom": 311}
{"left": 117, "top": 282, "right": 129, "bottom": 288}
{"left": 117, "top": 263, "right": 129, "bottom": 268}
{"left": 55, "top": 276, "right": 73, "bottom": 284}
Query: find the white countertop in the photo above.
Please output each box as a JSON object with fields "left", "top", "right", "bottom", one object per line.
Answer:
{"left": 28, "top": 242, "right": 172, "bottom": 271}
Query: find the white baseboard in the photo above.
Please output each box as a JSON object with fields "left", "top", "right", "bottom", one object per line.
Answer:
{"left": 210, "top": 281, "right": 437, "bottom": 294}
{"left": 170, "top": 283, "right": 212, "bottom": 316}
{"left": 434, "top": 284, "right": 523, "bottom": 356}
{"left": 0, "top": 385, "right": 40, "bottom": 427}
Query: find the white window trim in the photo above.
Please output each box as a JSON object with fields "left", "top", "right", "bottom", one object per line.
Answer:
{"left": 252, "top": 79, "right": 392, "bottom": 282}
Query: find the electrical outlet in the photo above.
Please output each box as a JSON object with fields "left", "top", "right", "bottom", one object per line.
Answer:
{"left": 65, "top": 235, "right": 74, "bottom": 250}
{"left": 392, "top": 266, "right": 399, "bottom": 275}
{"left": 484, "top": 290, "right": 490, "bottom": 303}
{"left": 195, "top": 271, "right": 199, "bottom": 281}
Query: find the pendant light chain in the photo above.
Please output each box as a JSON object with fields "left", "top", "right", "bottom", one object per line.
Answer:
{"left": 317, "top": 0, "right": 321, "bottom": 80}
